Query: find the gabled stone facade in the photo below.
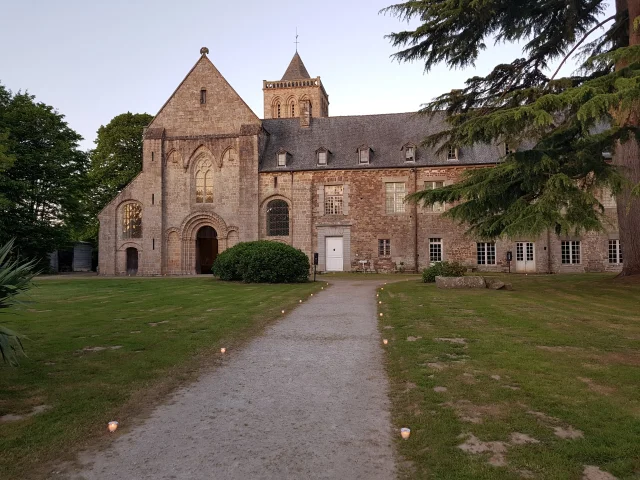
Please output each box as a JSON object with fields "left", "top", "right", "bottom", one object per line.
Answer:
{"left": 98, "top": 50, "right": 622, "bottom": 276}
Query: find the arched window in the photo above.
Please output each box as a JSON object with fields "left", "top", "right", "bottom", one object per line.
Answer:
{"left": 266, "top": 200, "right": 289, "bottom": 236}
{"left": 195, "top": 158, "right": 213, "bottom": 203}
{"left": 122, "top": 203, "right": 142, "bottom": 239}
{"left": 277, "top": 103, "right": 281, "bottom": 118}
{"left": 290, "top": 101, "right": 296, "bottom": 117}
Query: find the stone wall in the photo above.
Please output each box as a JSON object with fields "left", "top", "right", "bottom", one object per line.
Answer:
{"left": 256, "top": 166, "right": 622, "bottom": 275}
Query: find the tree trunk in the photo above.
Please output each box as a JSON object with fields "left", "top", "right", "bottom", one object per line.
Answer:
{"left": 614, "top": 138, "right": 640, "bottom": 276}
{"left": 612, "top": 0, "right": 640, "bottom": 276}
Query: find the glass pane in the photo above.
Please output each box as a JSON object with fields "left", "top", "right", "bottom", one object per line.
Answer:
{"left": 267, "top": 200, "right": 289, "bottom": 236}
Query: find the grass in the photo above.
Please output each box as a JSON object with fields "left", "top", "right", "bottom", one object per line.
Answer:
{"left": 0, "top": 277, "right": 323, "bottom": 479}
{"left": 379, "top": 274, "right": 640, "bottom": 479}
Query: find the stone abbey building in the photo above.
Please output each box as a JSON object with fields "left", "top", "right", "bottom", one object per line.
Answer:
{"left": 98, "top": 49, "right": 623, "bottom": 276}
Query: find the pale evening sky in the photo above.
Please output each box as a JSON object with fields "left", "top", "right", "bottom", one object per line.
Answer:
{"left": 1, "top": 1, "right": 615, "bottom": 151}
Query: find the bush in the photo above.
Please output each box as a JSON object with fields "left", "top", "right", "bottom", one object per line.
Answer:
{"left": 212, "top": 241, "right": 310, "bottom": 283}
{"left": 422, "top": 261, "right": 466, "bottom": 283}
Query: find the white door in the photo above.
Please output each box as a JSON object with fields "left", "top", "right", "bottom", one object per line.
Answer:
{"left": 515, "top": 242, "right": 536, "bottom": 273}
{"left": 325, "top": 237, "right": 344, "bottom": 271}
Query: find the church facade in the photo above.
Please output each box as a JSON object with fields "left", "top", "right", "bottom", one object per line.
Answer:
{"left": 98, "top": 49, "right": 622, "bottom": 276}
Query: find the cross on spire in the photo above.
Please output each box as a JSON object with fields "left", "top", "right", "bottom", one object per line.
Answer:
{"left": 294, "top": 28, "right": 300, "bottom": 52}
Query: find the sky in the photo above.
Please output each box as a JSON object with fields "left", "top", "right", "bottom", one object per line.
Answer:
{"left": 1, "top": 0, "right": 616, "bottom": 151}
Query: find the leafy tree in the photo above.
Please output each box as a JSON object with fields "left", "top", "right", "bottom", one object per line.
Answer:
{"left": 85, "top": 112, "right": 153, "bottom": 243}
{"left": 0, "top": 84, "right": 89, "bottom": 268}
{"left": 383, "top": 0, "right": 640, "bottom": 276}
{"left": 0, "top": 239, "right": 38, "bottom": 366}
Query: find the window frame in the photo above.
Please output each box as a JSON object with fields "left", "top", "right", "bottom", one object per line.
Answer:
{"left": 404, "top": 144, "right": 416, "bottom": 162}
{"left": 608, "top": 239, "right": 623, "bottom": 264}
{"left": 424, "top": 180, "right": 446, "bottom": 213}
{"left": 266, "top": 199, "right": 290, "bottom": 236}
{"left": 378, "top": 239, "right": 391, "bottom": 257}
{"left": 447, "top": 145, "right": 458, "bottom": 161}
{"left": 277, "top": 151, "right": 287, "bottom": 167}
{"left": 324, "top": 185, "right": 344, "bottom": 215}
{"left": 561, "top": 240, "right": 581, "bottom": 265}
{"left": 195, "top": 159, "right": 214, "bottom": 204}
{"left": 358, "top": 147, "right": 370, "bottom": 165}
{"left": 122, "top": 203, "right": 142, "bottom": 239}
{"left": 429, "top": 238, "right": 443, "bottom": 263}
{"left": 317, "top": 150, "right": 328, "bottom": 165}
{"left": 476, "top": 242, "right": 496, "bottom": 265}
{"left": 385, "top": 182, "right": 406, "bottom": 214}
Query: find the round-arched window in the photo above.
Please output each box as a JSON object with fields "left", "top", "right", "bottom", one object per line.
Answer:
{"left": 266, "top": 200, "right": 289, "bottom": 236}
{"left": 122, "top": 203, "right": 142, "bottom": 239}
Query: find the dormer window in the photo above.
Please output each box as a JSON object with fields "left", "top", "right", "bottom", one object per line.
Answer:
{"left": 316, "top": 147, "right": 330, "bottom": 166}
{"left": 277, "top": 149, "right": 289, "bottom": 167}
{"left": 447, "top": 145, "right": 458, "bottom": 161}
{"left": 403, "top": 143, "right": 417, "bottom": 162}
{"left": 358, "top": 146, "right": 370, "bottom": 165}
{"left": 200, "top": 89, "right": 206, "bottom": 104}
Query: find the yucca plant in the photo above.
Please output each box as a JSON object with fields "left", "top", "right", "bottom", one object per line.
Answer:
{"left": 0, "top": 238, "right": 38, "bottom": 366}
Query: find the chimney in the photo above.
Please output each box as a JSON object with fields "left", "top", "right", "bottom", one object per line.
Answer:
{"left": 300, "top": 100, "right": 312, "bottom": 128}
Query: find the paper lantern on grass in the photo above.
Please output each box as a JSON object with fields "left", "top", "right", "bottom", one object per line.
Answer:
{"left": 379, "top": 313, "right": 384, "bottom": 317}
{"left": 383, "top": 339, "right": 388, "bottom": 345}
{"left": 220, "top": 347, "right": 226, "bottom": 353}
{"left": 400, "top": 427, "right": 410, "bottom": 440}
{"left": 281, "top": 310, "right": 285, "bottom": 314}
{"left": 108, "top": 421, "right": 118, "bottom": 433}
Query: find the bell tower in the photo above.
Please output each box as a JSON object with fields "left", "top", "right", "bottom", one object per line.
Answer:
{"left": 262, "top": 52, "right": 329, "bottom": 120}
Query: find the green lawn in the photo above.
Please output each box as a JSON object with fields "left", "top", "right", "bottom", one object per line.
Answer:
{"left": 0, "top": 277, "right": 323, "bottom": 479}
{"left": 379, "top": 274, "right": 640, "bottom": 480}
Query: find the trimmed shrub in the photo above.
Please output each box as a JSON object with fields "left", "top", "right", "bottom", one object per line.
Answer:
{"left": 422, "top": 261, "right": 466, "bottom": 283}
{"left": 212, "top": 241, "right": 310, "bottom": 283}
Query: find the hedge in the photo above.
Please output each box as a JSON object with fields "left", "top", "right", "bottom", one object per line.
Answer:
{"left": 211, "top": 241, "right": 310, "bottom": 283}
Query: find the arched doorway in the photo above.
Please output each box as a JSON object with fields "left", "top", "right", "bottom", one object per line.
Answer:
{"left": 196, "top": 226, "right": 218, "bottom": 274}
{"left": 126, "top": 247, "right": 138, "bottom": 276}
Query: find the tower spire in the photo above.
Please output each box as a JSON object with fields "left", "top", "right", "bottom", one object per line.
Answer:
{"left": 294, "top": 28, "right": 300, "bottom": 52}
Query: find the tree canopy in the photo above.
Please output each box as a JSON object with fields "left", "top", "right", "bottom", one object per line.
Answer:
{"left": 383, "top": 0, "right": 640, "bottom": 275}
{"left": 0, "top": 84, "right": 89, "bottom": 268}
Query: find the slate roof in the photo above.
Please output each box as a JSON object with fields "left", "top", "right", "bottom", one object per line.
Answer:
{"left": 281, "top": 52, "right": 311, "bottom": 81}
{"left": 260, "top": 112, "right": 504, "bottom": 172}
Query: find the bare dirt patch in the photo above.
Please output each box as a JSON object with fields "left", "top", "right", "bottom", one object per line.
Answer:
{"left": 595, "top": 351, "right": 640, "bottom": 367}
{"left": 433, "top": 386, "right": 448, "bottom": 393}
{"left": 526, "top": 410, "right": 561, "bottom": 423}
{"left": 1, "top": 405, "right": 51, "bottom": 423}
{"left": 444, "top": 400, "right": 506, "bottom": 424}
{"left": 427, "top": 362, "right": 447, "bottom": 370}
{"left": 435, "top": 337, "right": 467, "bottom": 345}
{"left": 553, "top": 426, "right": 584, "bottom": 439}
{"left": 80, "top": 346, "right": 122, "bottom": 353}
{"left": 407, "top": 336, "right": 422, "bottom": 342}
{"left": 582, "top": 465, "right": 618, "bottom": 480}
{"left": 458, "top": 433, "right": 508, "bottom": 467}
{"left": 537, "top": 345, "right": 583, "bottom": 353}
{"left": 577, "top": 377, "right": 616, "bottom": 396}
{"left": 509, "top": 432, "right": 540, "bottom": 445}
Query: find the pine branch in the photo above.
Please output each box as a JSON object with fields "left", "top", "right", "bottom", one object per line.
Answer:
{"left": 547, "top": 14, "right": 616, "bottom": 85}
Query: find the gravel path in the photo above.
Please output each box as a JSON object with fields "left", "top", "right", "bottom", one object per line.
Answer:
{"left": 69, "top": 279, "right": 397, "bottom": 480}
